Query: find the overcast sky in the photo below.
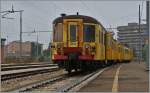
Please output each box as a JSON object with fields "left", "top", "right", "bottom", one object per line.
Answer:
{"left": 1, "top": 0, "right": 146, "bottom": 49}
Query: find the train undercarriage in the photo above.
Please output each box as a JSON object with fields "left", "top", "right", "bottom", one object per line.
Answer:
{"left": 54, "top": 60, "right": 107, "bottom": 73}
{"left": 53, "top": 59, "right": 130, "bottom": 73}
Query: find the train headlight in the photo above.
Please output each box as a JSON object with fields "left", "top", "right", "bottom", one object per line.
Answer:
{"left": 84, "top": 44, "right": 90, "bottom": 49}
{"left": 51, "top": 44, "right": 55, "bottom": 48}
{"left": 57, "top": 44, "right": 61, "bottom": 49}
{"left": 91, "top": 46, "right": 96, "bottom": 52}
{"left": 91, "top": 46, "right": 96, "bottom": 55}
{"left": 84, "top": 44, "right": 90, "bottom": 55}
{"left": 57, "top": 43, "right": 63, "bottom": 49}
{"left": 56, "top": 43, "right": 64, "bottom": 54}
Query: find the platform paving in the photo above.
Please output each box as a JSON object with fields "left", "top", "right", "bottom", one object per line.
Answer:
{"left": 79, "top": 61, "right": 149, "bottom": 92}
{"left": 118, "top": 62, "right": 149, "bottom": 92}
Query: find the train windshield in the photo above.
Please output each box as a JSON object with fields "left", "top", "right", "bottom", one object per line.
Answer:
{"left": 69, "top": 25, "right": 77, "bottom": 42}
{"left": 53, "top": 23, "right": 63, "bottom": 42}
{"left": 83, "top": 24, "right": 95, "bottom": 42}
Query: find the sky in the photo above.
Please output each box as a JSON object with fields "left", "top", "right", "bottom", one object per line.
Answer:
{"left": 0, "top": 0, "right": 146, "bottom": 49}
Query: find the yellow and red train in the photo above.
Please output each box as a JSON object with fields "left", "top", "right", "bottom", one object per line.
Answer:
{"left": 51, "top": 13, "right": 133, "bottom": 73}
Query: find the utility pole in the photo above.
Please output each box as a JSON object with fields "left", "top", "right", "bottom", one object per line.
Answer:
{"left": 20, "top": 11, "right": 23, "bottom": 59}
{"left": 146, "top": 1, "right": 149, "bottom": 39}
{"left": 146, "top": 1, "right": 149, "bottom": 64}
{"left": 22, "top": 30, "right": 53, "bottom": 60}
{"left": 1, "top": 5, "right": 24, "bottom": 61}
{"left": 139, "top": 4, "right": 142, "bottom": 63}
{"left": 139, "top": 5, "right": 141, "bottom": 63}
{"left": 6, "top": 36, "right": 8, "bottom": 57}
{"left": 36, "top": 31, "right": 39, "bottom": 59}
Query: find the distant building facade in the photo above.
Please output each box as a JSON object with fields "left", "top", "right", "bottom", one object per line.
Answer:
{"left": 1, "top": 38, "right": 6, "bottom": 63}
{"left": 5, "top": 41, "right": 43, "bottom": 58}
{"left": 117, "top": 23, "right": 148, "bottom": 60}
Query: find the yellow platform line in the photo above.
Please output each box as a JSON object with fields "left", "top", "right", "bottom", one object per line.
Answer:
{"left": 112, "top": 65, "right": 122, "bottom": 92}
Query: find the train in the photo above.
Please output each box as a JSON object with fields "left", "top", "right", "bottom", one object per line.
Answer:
{"left": 51, "top": 13, "right": 133, "bottom": 73}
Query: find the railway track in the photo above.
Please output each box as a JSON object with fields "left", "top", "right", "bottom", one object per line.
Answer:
{"left": 1, "top": 69, "right": 65, "bottom": 92}
{"left": 1, "top": 66, "right": 59, "bottom": 81}
{"left": 1, "top": 64, "right": 57, "bottom": 71}
{"left": 1, "top": 63, "right": 123, "bottom": 92}
{"left": 1, "top": 62, "right": 51, "bottom": 67}
{"left": 11, "top": 66, "right": 111, "bottom": 92}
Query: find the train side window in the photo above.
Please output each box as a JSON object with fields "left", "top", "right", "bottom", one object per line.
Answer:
{"left": 119, "top": 47, "right": 121, "bottom": 52}
{"left": 102, "top": 30, "right": 105, "bottom": 44}
{"left": 110, "top": 37, "right": 112, "bottom": 46}
{"left": 99, "top": 31, "right": 101, "bottom": 43}
{"left": 101, "top": 31, "right": 103, "bottom": 44}
{"left": 99, "top": 29, "right": 103, "bottom": 44}
{"left": 53, "top": 23, "right": 63, "bottom": 42}
{"left": 103, "top": 30, "right": 106, "bottom": 45}
{"left": 112, "top": 41, "right": 113, "bottom": 49}
{"left": 106, "top": 34, "right": 110, "bottom": 46}
{"left": 102, "top": 31, "right": 104, "bottom": 44}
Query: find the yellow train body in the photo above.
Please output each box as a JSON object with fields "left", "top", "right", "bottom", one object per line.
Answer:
{"left": 51, "top": 17, "right": 133, "bottom": 62}
{"left": 51, "top": 14, "right": 133, "bottom": 72}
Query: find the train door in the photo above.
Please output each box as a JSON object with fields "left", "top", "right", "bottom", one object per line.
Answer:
{"left": 64, "top": 19, "right": 82, "bottom": 47}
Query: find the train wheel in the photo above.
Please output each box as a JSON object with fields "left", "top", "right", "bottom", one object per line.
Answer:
{"left": 67, "top": 69, "right": 71, "bottom": 74}
{"left": 75, "top": 68, "right": 78, "bottom": 72}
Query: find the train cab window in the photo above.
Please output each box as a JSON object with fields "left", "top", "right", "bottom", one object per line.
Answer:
{"left": 53, "top": 23, "right": 63, "bottom": 42}
{"left": 83, "top": 24, "right": 95, "bottom": 42}
{"left": 69, "top": 25, "right": 77, "bottom": 42}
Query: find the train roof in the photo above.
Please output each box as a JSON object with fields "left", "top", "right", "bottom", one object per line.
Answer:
{"left": 53, "top": 14, "right": 101, "bottom": 24}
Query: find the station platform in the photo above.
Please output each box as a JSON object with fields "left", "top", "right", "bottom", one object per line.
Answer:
{"left": 79, "top": 61, "right": 149, "bottom": 92}
{"left": 118, "top": 61, "right": 149, "bottom": 92}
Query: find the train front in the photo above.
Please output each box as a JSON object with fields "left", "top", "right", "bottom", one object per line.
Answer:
{"left": 51, "top": 14, "right": 98, "bottom": 73}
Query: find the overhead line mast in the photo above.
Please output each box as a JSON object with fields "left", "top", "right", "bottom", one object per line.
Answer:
{"left": 0, "top": 5, "right": 24, "bottom": 61}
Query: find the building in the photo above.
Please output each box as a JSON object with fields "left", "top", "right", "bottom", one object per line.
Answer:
{"left": 117, "top": 23, "right": 148, "bottom": 60}
{"left": 5, "top": 41, "right": 43, "bottom": 58}
{"left": 1, "top": 38, "right": 6, "bottom": 63}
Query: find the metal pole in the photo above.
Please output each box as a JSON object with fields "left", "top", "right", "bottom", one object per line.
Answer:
{"left": 139, "top": 5, "right": 141, "bottom": 63}
{"left": 147, "top": 1, "right": 149, "bottom": 39}
{"left": 20, "top": 11, "right": 23, "bottom": 61}
{"left": 6, "top": 36, "right": 8, "bottom": 57}
{"left": 37, "top": 32, "right": 39, "bottom": 59}
{"left": 146, "top": 1, "right": 149, "bottom": 65}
